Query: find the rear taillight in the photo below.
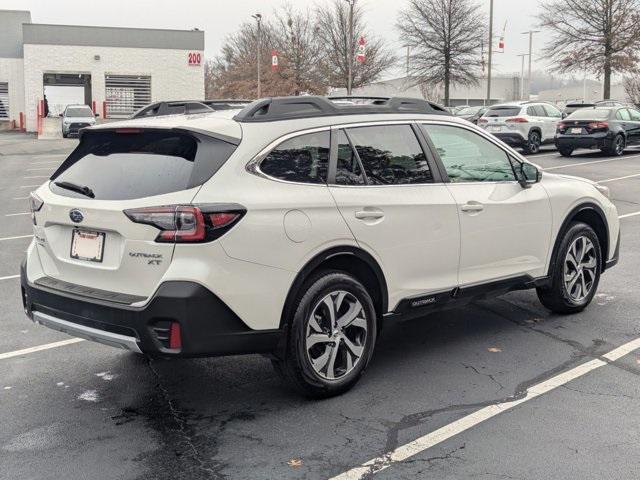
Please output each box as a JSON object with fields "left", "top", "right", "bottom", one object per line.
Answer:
{"left": 587, "top": 121, "right": 609, "bottom": 130}
{"left": 477, "top": 118, "right": 488, "bottom": 124}
{"left": 29, "top": 192, "right": 44, "bottom": 225}
{"left": 506, "top": 117, "right": 529, "bottom": 123}
{"left": 124, "top": 205, "right": 245, "bottom": 243}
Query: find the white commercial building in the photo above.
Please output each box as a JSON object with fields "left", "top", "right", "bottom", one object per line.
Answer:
{"left": 0, "top": 10, "right": 204, "bottom": 133}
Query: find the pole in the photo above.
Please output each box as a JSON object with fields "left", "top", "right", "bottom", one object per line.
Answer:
{"left": 486, "top": 0, "right": 493, "bottom": 104}
{"left": 521, "top": 30, "right": 540, "bottom": 99}
{"left": 347, "top": 0, "right": 354, "bottom": 95}
{"left": 253, "top": 14, "right": 262, "bottom": 98}
{"left": 517, "top": 54, "right": 528, "bottom": 100}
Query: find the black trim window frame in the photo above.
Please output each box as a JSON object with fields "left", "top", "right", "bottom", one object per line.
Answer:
{"left": 326, "top": 122, "right": 444, "bottom": 185}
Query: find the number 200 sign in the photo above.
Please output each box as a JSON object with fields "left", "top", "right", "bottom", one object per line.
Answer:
{"left": 188, "top": 52, "right": 202, "bottom": 66}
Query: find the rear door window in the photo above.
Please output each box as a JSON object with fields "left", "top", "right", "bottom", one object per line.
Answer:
{"left": 617, "top": 109, "right": 631, "bottom": 121}
{"left": 260, "top": 131, "right": 329, "bottom": 184}
{"left": 50, "top": 130, "right": 237, "bottom": 200}
{"left": 335, "top": 130, "right": 365, "bottom": 185}
{"left": 543, "top": 105, "right": 562, "bottom": 118}
{"left": 345, "top": 125, "right": 433, "bottom": 185}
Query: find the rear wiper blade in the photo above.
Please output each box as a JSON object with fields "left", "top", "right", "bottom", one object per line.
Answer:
{"left": 53, "top": 181, "right": 95, "bottom": 198}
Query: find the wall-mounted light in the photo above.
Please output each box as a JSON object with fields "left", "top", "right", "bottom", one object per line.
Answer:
{"left": 94, "top": 55, "right": 101, "bottom": 61}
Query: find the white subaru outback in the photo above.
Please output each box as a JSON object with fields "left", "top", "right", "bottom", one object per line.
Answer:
{"left": 21, "top": 96, "right": 620, "bottom": 398}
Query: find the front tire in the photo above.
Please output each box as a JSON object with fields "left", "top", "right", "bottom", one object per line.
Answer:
{"left": 273, "top": 271, "right": 377, "bottom": 398}
{"left": 522, "top": 130, "right": 541, "bottom": 154}
{"left": 537, "top": 222, "right": 602, "bottom": 314}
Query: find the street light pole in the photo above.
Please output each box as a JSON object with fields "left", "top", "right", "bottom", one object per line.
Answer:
{"left": 517, "top": 53, "right": 528, "bottom": 100}
{"left": 252, "top": 13, "right": 262, "bottom": 98}
{"left": 345, "top": 0, "right": 355, "bottom": 95}
{"left": 486, "top": 0, "right": 493, "bottom": 104}
{"left": 521, "top": 30, "right": 540, "bottom": 99}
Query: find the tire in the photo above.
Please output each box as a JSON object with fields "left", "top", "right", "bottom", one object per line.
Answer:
{"left": 537, "top": 222, "right": 602, "bottom": 314}
{"left": 272, "top": 270, "right": 377, "bottom": 398}
{"left": 62, "top": 131, "right": 68, "bottom": 138}
{"left": 522, "top": 130, "right": 541, "bottom": 154}
{"left": 558, "top": 147, "right": 573, "bottom": 157}
{"left": 605, "top": 134, "right": 625, "bottom": 156}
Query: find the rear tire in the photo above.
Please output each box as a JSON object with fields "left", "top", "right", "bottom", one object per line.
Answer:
{"left": 272, "top": 270, "right": 377, "bottom": 398}
{"left": 605, "top": 134, "right": 625, "bottom": 156}
{"left": 537, "top": 222, "right": 602, "bottom": 314}
{"left": 558, "top": 147, "right": 573, "bottom": 157}
{"left": 522, "top": 130, "right": 541, "bottom": 154}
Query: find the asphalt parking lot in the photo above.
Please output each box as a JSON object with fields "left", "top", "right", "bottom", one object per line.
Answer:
{"left": 2, "top": 131, "right": 640, "bottom": 480}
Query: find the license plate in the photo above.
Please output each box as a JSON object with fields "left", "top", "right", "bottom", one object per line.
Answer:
{"left": 488, "top": 126, "right": 502, "bottom": 132}
{"left": 571, "top": 127, "right": 582, "bottom": 134}
{"left": 70, "top": 229, "right": 105, "bottom": 263}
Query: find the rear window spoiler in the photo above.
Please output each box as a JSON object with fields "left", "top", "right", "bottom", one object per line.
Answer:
{"left": 79, "top": 126, "right": 241, "bottom": 146}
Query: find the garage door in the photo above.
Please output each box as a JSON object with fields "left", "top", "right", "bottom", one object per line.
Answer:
{"left": 105, "top": 75, "right": 151, "bottom": 118}
{"left": 0, "top": 83, "right": 8, "bottom": 120}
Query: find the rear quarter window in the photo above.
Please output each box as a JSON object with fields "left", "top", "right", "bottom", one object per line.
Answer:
{"left": 50, "top": 130, "right": 237, "bottom": 200}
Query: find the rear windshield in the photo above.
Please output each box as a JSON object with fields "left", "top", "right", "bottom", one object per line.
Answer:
{"left": 456, "top": 107, "right": 481, "bottom": 116}
{"left": 50, "top": 130, "right": 237, "bottom": 200}
{"left": 65, "top": 106, "right": 93, "bottom": 118}
{"left": 483, "top": 106, "right": 521, "bottom": 117}
{"left": 566, "top": 109, "right": 611, "bottom": 120}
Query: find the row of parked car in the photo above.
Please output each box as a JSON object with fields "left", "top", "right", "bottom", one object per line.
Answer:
{"left": 452, "top": 100, "right": 640, "bottom": 157}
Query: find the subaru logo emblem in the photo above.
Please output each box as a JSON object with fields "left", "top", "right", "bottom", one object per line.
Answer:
{"left": 69, "top": 209, "right": 84, "bottom": 223}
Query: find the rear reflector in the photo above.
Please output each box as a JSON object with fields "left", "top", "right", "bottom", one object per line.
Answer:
{"left": 169, "top": 322, "right": 182, "bottom": 350}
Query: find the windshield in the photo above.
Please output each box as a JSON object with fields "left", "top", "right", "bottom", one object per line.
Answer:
{"left": 483, "top": 106, "right": 522, "bottom": 117}
{"left": 566, "top": 108, "right": 611, "bottom": 120}
{"left": 65, "top": 106, "right": 94, "bottom": 118}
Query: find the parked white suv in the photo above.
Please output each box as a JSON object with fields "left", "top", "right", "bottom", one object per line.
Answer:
{"left": 22, "top": 96, "right": 620, "bottom": 397}
{"left": 478, "top": 101, "right": 562, "bottom": 154}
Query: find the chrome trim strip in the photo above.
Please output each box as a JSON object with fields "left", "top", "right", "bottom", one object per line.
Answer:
{"left": 33, "top": 311, "right": 142, "bottom": 353}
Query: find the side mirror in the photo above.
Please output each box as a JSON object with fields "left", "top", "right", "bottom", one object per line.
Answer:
{"left": 58, "top": 113, "right": 63, "bottom": 117}
{"left": 95, "top": 113, "right": 99, "bottom": 117}
{"left": 515, "top": 161, "right": 541, "bottom": 188}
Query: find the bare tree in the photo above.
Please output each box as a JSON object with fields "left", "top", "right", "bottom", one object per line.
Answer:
{"left": 397, "top": 0, "right": 485, "bottom": 106}
{"left": 315, "top": 0, "right": 391, "bottom": 90}
{"left": 272, "top": 5, "right": 326, "bottom": 95}
{"left": 624, "top": 77, "right": 640, "bottom": 105}
{"left": 539, "top": 0, "right": 640, "bottom": 100}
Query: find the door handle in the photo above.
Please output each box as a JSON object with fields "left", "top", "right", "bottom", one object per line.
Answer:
{"left": 355, "top": 210, "right": 384, "bottom": 220}
{"left": 461, "top": 202, "right": 484, "bottom": 213}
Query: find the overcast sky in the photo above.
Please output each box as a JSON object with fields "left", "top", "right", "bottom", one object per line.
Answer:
{"left": 4, "top": 0, "right": 550, "bottom": 77}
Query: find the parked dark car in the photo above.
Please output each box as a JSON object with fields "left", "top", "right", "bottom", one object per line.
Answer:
{"left": 562, "top": 102, "right": 595, "bottom": 119}
{"left": 555, "top": 106, "right": 640, "bottom": 156}
{"left": 455, "top": 105, "right": 488, "bottom": 124}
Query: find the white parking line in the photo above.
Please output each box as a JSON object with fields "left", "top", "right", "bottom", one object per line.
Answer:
{"left": 329, "top": 336, "right": 640, "bottom": 480}
{"left": 599, "top": 172, "right": 640, "bottom": 183}
{"left": 18, "top": 185, "right": 40, "bottom": 188}
{"left": 23, "top": 176, "right": 49, "bottom": 179}
{"left": 0, "top": 338, "right": 85, "bottom": 361}
{"left": 544, "top": 153, "right": 640, "bottom": 171}
{"left": 0, "top": 234, "right": 32, "bottom": 242}
{"left": 619, "top": 211, "right": 640, "bottom": 219}
{"left": 13, "top": 197, "right": 29, "bottom": 200}
{"left": 26, "top": 167, "right": 54, "bottom": 171}
{"left": 5, "top": 212, "right": 30, "bottom": 217}
{"left": 0, "top": 274, "right": 19, "bottom": 281}
{"left": 529, "top": 152, "right": 559, "bottom": 158}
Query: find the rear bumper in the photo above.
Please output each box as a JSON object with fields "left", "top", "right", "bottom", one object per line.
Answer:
{"left": 20, "top": 261, "right": 282, "bottom": 357}
{"left": 492, "top": 132, "right": 527, "bottom": 148}
{"left": 555, "top": 133, "right": 612, "bottom": 150}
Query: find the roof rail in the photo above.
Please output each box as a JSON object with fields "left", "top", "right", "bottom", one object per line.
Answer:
{"left": 233, "top": 96, "right": 450, "bottom": 123}
{"left": 131, "top": 100, "right": 213, "bottom": 119}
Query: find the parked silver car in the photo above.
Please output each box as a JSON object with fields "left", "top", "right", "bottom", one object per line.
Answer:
{"left": 60, "top": 104, "right": 97, "bottom": 138}
{"left": 478, "top": 101, "right": 562, "bottom": 154}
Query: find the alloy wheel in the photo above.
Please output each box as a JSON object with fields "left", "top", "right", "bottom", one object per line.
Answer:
{"left": 615, "top": 136, "right": 625, "bottom": 155}
{"left": 564, "top": 236, "right": 598, "bottom": 302}
{"left": 305, "top": 290, "right": 368, "bottom": 380}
